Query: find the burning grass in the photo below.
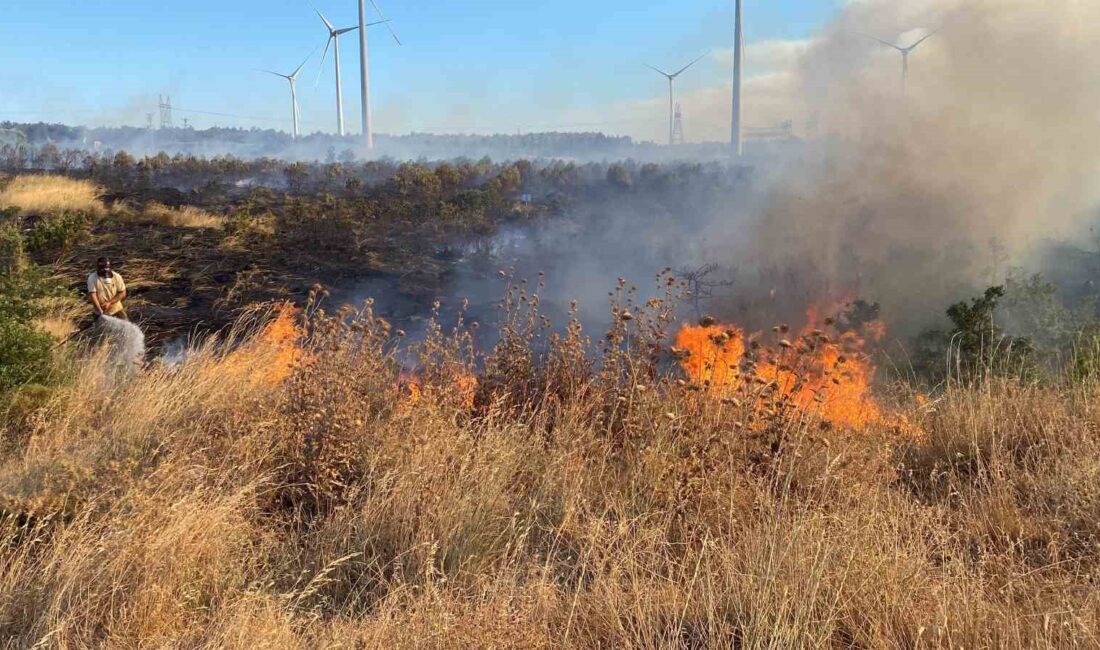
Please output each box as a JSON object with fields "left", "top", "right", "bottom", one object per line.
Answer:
{"left": 0, "top": 174, "right": 105, "bottom": 216}
{"left": 673, "top": 303, "right": 883, "bottom": 428}
{"left": 1, "top": 288, "right": 1099, "bottom": 647}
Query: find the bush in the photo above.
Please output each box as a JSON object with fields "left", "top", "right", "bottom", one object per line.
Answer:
{"left": 912, "top": 286, "right": 1035, "bottom": 385}
{"left": 1070, "top": 325, "right": 1100, "bottom": 382}
{"left": 0, "top": 214, "right": 26, "bottom": 275}
{"left": 24, "top": 210, "right": 88, "bottom": 258}
{"left": 0, "top": 262, "right": 68, "bottom": 394}
{"left": 0, "top": 318, "right": 53, "bottom": 391}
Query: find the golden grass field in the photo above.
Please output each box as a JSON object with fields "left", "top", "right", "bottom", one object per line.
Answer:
{"left": 143, "top": 202, "right": 224, "bottom": 230}
{"left": 1, "top": 296, "right": 1099, "bottom": 648}
{"left": 0, "top": 175, "right": 105, "bottom": 217}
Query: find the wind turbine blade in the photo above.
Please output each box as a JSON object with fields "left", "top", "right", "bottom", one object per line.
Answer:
{"left": 312, "top": 5, "right": 335, "bottom": 33}
{"left": 368, "top": 0, "right": 402, "bottom": 45}
{"left": 258, "top": 69, "right": 290, "bottom": 79}
{"left": 316, "top": 35, "right": 333, "bottom": 86}
{"left": 670, "top": 52, "right": 708, "bottom": 78}
{"left": 646, "top": 64, "right": 672, "bottom": 78}
{"left": 290, "top": 46, "right": 318, "bottom": 80}
{"left": 335, "top": 25, "right": 361, "bottom": 35}
{"left": 906, "top": 28, "right": 940, "bottom": 52}
{"left": 860, "top": 33, "right": 905, "bottom": 52}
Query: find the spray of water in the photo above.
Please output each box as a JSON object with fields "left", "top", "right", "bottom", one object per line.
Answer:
{"left": 97, "top": 315, "right": 146, "bottom": 374}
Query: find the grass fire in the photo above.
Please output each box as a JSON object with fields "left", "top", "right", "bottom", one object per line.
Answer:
{"left": 4, "top": 0, "right": 1100, "bottom": 645}
{"left": 673, "top": 302, "right": 883, "bottom": 428}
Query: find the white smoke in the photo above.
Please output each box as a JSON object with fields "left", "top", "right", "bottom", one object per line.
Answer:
{"left": 710, "top": 0, "right": 1100, "bottom": 332}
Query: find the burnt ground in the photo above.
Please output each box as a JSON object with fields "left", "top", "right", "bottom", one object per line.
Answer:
{"left": 55, "top": 216, "right": 386, "bottom": 353}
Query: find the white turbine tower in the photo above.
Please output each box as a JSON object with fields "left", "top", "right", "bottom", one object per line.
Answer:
{"left": 358, "top": 0, "right": 401, "bottom": 150}
{"left": 865, "top": 29, "right": 938, "bottom": 94}
{"left": 732, "top": 0, "right": 743, "bottom": 157}
{"left": 646, "top": 54, "right": 706, "bottom": 146}
{"left": 315, "top": 9, "right": 389, "bottom": 137}
{"left": 262, "top": 52, "right": 313, "bottom": 139}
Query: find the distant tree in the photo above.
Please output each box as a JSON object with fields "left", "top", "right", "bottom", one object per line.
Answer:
{"left": 606, "top": 164, "right": 633, "bottom": 190}
{"left": 496, "top": 165, "right": 522, "bottom": 196}
{"left": 283, "top": 162, "right": 310, "bottom": 193}
{"left": 112, "top": 150, "right": 135, "bottom": 184}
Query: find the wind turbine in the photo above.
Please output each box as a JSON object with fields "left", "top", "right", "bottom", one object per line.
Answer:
{"left": 314, "top": 7, "right": 388, "bottom": 137}
{"left": 262, "top": 52, "right": 313, "bottom": 139}
{"left": 647, "top": 54, "right": 707, "bottom": 146}
{"left": 358, "top": 0, "right": 401, "bottom": 150}
{"left": 732, "top": 0, "right": 743, "bottom": 157}
{"left": 864, "top": 29, "right": 938, "bottom": 94}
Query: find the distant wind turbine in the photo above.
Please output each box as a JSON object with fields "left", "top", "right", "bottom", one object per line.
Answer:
{"left": 647, "top": 53, "right": 707, "bottom": 146}
{"left": 313, "top": 6, "right": 387, "bottom": 137}
{"left": 732, "top": 0, "right": 743, "bottom": 157}
{"left": 864, "top": 29, "right": 939, "bottom": 94}
{"left": 261, "top": 51, "right": 314, "bottom": 139}
{"left": 358, "top": 0, "right": 401, "bottom": 150}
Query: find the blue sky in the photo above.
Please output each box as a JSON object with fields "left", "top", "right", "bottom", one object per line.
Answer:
{"left": 0, "top": 0, "right": 844, "bottom": 141}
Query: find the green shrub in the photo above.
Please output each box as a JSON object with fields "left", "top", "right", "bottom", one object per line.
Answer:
{"left": 0, "top": 216, "right": 26, "bottom": 275}
{"left": 912, "top": 286, "right": 1035, "bottom": 385}
{"left": 0, "top": 319, "right": 53, "bottom": 391}
{"left": 24, "top": 210, "right": 88, "bottom": 258}
{"left": 0, "top": 262, "right": 68, "bottom": 394}
{"left": 1070, "top": 325, "right": 1100, "bottom": 382}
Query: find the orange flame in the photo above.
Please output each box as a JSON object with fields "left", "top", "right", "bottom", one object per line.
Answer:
{"left": 214, "top": 303, "right": 305, "bottom": 387}
{"left": 673, "top": 325, "right": 745, "bottom": 388}
{"left": 396, "top": 371, "right": 478, "bottom": 411}
{"left": 675, "top": 304, "right": 882, "bottom": 428}
{"left": 257, "top": 304, "right": 304, "bottom": 385}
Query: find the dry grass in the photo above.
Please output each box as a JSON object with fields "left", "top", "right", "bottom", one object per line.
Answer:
{"left": 30, "top": 294, "right": 87, "bottom": 342}
{"left": 0, "top": 175, "right": 105, "bottom": 216}
{"left": 144, "top": 202, "right": 224, "bottom": 229}
{"left": 2, "top": 295, "right": 1099, "bottom": 648}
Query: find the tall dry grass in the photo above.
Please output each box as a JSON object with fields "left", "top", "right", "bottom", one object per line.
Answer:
{"left": 1, "top": 292, "right": 1099, "bottom": 648}
{"left": 0, "top": 175, "right": 105, "bottom": 217}
{"left": 143, "top": 202, "right": 224, "bottom": 229}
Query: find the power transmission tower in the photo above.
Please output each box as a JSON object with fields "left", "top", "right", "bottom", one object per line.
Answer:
{"left": 158, "top": 95, "right": 174, "bottom": 129}
{"left": 182, "top": 118, "right": 190, "bottom": 129}
{"left": 146, "top": 113, "right": 155, "bottom": 130}
{"left": 671, "top": 103, "right": 685, "bottom": 145}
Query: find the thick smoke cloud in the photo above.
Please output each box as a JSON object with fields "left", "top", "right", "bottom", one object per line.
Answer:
{"left": 730, "top": 0, "right": 1100, "bottom": 332}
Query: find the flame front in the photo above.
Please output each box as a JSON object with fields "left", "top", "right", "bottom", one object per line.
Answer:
{"left": 214, "top": 303, "right": 305, "bottom": 387}
{"left": 673, "top": 325, "right": 745, "bottom": 388}
{"left": 258, "top": 305, "right": 304, "bottom": 385}
{"left": 675, "top": 305, "right": 882, "bottom": 428}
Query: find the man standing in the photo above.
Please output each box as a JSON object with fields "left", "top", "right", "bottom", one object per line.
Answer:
{"left": 88, "top": 256, "right": 128, "bottom": 320}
